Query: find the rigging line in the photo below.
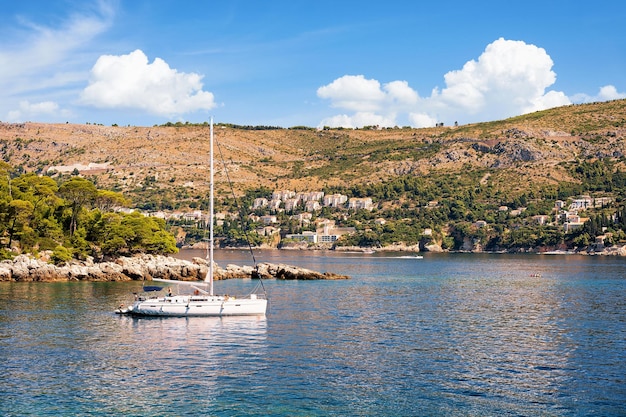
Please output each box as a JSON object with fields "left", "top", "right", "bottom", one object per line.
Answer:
{"left": 213, "top": 130, "right": 267, "bottom": 294}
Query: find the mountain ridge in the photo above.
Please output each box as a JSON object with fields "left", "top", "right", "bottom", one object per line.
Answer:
{"left": 1, "top": 99, "right": 625, "bottom": 203}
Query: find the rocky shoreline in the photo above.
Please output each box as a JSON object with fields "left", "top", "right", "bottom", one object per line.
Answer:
{"left": 2, "top": 243, "right": 624, "bottom": 283}
{"left": 271, "top": 244, "right": 626, "bottom": 256}
{"left": 212, "top": 240, "right": 626, "bottom": 256}
{"left": 0, "top": 254, "right": 349, "bottom": 283}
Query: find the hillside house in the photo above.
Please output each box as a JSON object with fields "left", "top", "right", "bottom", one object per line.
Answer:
{"left": 268, "top": 199, "right": 282, "bottom": 210}
{"left": 564, "top": 218, "right": 588, "bottom": 232}
{"left": 284, "top": 198, "right": 300, "bottom": 212}
{"left": 569, "top": 196, "right": 592, "bottom": 211}
{"left": 305, "top": 200, "right": 321, "bottom": 212}
{"left": 291, "top": 212, "right": 313, "bottom": 225}
{"left": 285, "top": 231, "right": 317, "bottom": 243}
{"left": 317, "top": 226, "right": 357, "bottom": 243}
{"left": 260, "top": 215, "right": 278, "bottom": 225}
{"left": 300, "top": 191, "right": 325, "bottom": 202}
{"left": 324, "top": 194, "right": 348, "bottom": 208}
{"left": 182, "top": 210, "right": 203, "bottom": 222}
{"left": 148, "top": 211, "right": 167, "bottom": 219}
{"left": 273, "top": 190, "right": 295, "bottom": 201}
{"left": 348, "top": 197, "right": 374, "bottom": 211}
{"left": 561, "top": 212, "right": 589, "bottom": 232}
{"left": 593, "top": 197, "right": 613, "bottom": 207}
{"left": 253, "top": 198, "right": 268, "bottom": 209}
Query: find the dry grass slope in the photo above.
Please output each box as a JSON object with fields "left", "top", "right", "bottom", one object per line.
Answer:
{"left": 1, "top": 99, "right": 625, "bottom": 199}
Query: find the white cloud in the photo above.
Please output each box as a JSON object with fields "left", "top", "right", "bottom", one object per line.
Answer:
{"left": 317, "top": 75, "right": 387, "bottom": 112}
{"left": 0, "top": 3, "right": 113, "bottom": 96}
{"left": 524, "top": 90, "right": 571, "bottom": 114}
{"left": 597, "top": 85, "right": 626, "bottom": 101}
{"left": 319, "top": 112, "right": 396, "bottom": 129}
{"left": 316, "top": 76, "right": 419, "bottom": 128}
{"left": 385, "top": 80, "right": 419, "bottom": 106}
{"left": 317, "top": 38, "right": 583, "bottom": 128}
{"left": 571, "top": 85, "right": 626, "bottom": 103}
{"left": 0, "top": 2, "right": 113, "bottom": 122}
{"left": 7, "top": 100, "right": 72, "bottom": 122}
{"left": 408, "top": 113, "right": 438, "bottom": 128}
{"left": 80, "top": 49, "right": 216, "bottom": 117}
{"left": 436, "top": 38, "right": 570, "bottom": 117}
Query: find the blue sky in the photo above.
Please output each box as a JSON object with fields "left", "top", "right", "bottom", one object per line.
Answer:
{"left": 1, "top": 0, "right": 624, "bottom": 128}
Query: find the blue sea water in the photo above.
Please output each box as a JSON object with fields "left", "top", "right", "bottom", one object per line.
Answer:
{"left": 1, "top": 251, "right": 625, "bottom": 416}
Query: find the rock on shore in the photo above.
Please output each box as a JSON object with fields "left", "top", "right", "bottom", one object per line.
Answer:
{"left": 0, "top": 254, "right": 349, "bottom": 282}
{"left": 218, "top": 261, "right": 349, "bottom": 280}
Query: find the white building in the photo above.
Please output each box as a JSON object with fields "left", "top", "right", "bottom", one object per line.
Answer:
{"left": 253, "top": 198, "right": 268, "bottom": 209}
{"left": 291, "top": 212, "right": 313, "bottom": 223}
{"left": 323, "top": 194, "right": 348, "bottom": 208}
{"left": 260, "top": 215, "right": 278, "bottom": 225}
{"left": 299, "top": 191, "right": 325, "bottom": 202}
{"left": 305, "top": 200, "right": 321, "bottom": 212}
{"left": 183, "top": 210, "right": 203, "bottom": 221}
{"left": 268, "top": 199, "right": 282, "bottom": 210}
{"left": 348, "top": 197, "right": 374, "bottom": 211}
{"left": 272, "top": 190, "right": 295, "bottom": 201}
{"left": 285, "top": 231, "right": 318, "bottom": 243}
{"left": 569, "top": 196, "right": 592, "bottom": 210}
{"left": 284, "top": 198, "right": 300, "bottom": 212}
{"left": 317, "top": 225, "right": 356, "bottom": 243}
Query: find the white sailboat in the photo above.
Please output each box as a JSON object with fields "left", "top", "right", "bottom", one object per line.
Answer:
{"left": 116, "top": 119, "right": 267, "bottom": 317}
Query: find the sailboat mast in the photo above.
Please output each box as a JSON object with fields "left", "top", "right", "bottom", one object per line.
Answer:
{"left": 209, "top": 117, "right": 215, "bottom": 296}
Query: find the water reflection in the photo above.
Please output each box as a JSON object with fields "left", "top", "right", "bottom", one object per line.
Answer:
{"left": 108, "top": 315, "right": 269, "bottom": 404}
{"left": 2, "top": 252, "right": 625, "bottom": 416}
{"left": 0, "top": 281, "right": 268, "bottom": 416}
{"left": 433, "top": 274, "right": 574, "bottom": 411}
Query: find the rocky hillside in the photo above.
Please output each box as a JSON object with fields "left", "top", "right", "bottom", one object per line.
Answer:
{"left": 1, "top": 99, "right": 625, "bottom": 199}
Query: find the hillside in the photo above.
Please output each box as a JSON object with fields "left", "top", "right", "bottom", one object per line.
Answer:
{"left": 1, "top": 99, "right": 625, "bottom": 206}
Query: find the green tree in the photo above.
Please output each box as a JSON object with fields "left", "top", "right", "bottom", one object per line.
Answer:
{"left": 58, "top": 177, "right": 97, "bottom": 236}
{"left": 7, "top": 199, "right": 34, "bottom": 248}
{"left": 0, "top": 161, "right": 13, "bottom": 199}
{"left": 11, "top": 173, "right": 58, "bottom": 211}
{"left": 94, "top": 190, "right": 129, "bottom": 211}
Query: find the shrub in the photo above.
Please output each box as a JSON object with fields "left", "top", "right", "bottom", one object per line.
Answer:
{"left": 51, "top": 246, "right": 72, "bottom": 265}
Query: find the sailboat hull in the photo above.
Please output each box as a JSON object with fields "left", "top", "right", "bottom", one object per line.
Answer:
{"left": 120, "top": 295, "right": 267, "bottom": 317}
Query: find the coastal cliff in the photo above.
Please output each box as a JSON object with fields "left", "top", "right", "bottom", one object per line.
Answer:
{"left": 0, "top": 254, "right": 349, "bottom": 282}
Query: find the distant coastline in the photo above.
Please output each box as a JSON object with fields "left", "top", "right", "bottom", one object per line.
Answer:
{"left": 184, "top": 242, "right": 626, "bottom": 256}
